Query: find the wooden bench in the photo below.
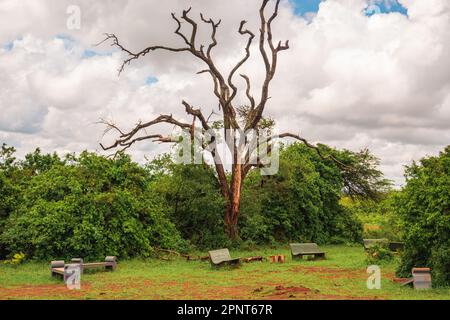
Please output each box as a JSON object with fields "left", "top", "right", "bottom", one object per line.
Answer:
{"left": 208, "top": 249, "right": 241, "bottom": 268}
{"left": 363, "top": 239, "right": 389, "bottom": 250}
{"left": 290, "top": 243, "right": 326, "bottom": 260}
{"left": 401, "top": 268, "right": 432, "bottom": 290}
{"left": 50, "top": 256, "right": 117, "bottom": 282}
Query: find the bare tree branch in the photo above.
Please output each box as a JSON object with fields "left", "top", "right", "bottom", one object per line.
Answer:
{"left": 197, "top": 69, "right": 221, "bottom": 102}
{"left": 98, "top": 33, "right": 190, "bottom": 75}
{"left": 247, "top": 0, "right": 289, "bottom": 130}
{"left": 259, "top": 0, "right": 271, "bottom": 74}
{"left": 171, "top": 13, "right": 191, "bottom": 46}
{"left": 182, "top": 100, "right": 210, "bottom": 130}
{"left": 226, "top": 21, "right": 255, "bottom": 105}
{"left": 100, "top": 114, "right": 192, "bottom": 152}
{"left": 199, "top": 13, "right": 221, "bottom": 59}
{"left": 180, "top": 7, "right": 198, "bottom": 49}
{"left": 240, "top": 74, "right": 256, "bottom": 109}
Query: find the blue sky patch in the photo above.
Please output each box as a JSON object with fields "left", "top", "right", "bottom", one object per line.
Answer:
{"left": 365, "top": 0, "right": 408, "bottom": 16}
{"left": 82, "top": 49, "right": 112, "bottom": 59}
{"left": 290, "top": 0, "right": 322, "bottom": 16}
{"left": 3, "top": 41, "right": 14, "bottom": 51}
{"left": 55, "top": 34, "right": 75, "bottom": 50}
{"left": 290, "top": 0, "right": 407, "bottom": 17}
{"left": 82, "top": 50, "right": 97, "bottom": 58}
{"left": 145, "top": 76, "right": 158, "bottom": 86}
{"left": 2, "top": 36, "right": 23, "bottom": 52}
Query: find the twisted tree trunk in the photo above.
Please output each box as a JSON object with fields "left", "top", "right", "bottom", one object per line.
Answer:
{"left": 225, "top": 164, "right": 243, "bottom": 239}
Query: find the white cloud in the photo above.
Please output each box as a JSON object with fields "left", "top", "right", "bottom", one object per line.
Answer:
{"left": 0, "top": 0, "right": 449, "bottom": 186}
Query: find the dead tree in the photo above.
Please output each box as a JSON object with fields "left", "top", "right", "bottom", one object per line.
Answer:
{"left": 99, "top": 0, "right": 345, "bottom": 239}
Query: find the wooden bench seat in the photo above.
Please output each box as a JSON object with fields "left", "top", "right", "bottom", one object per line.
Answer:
{"left": 208, "top": 249, "right": 241, "bottom": 268}
{"left": 290, "top": 243, "right": 326, "bottom": 260}
{"left": 82, "top": 262, "right": 108, "bottom": 268}
{"left": 52, "top": 267, "right": 65, "bottom": 275}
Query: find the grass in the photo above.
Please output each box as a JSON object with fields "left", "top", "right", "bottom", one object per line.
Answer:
{"left": 0, "top": 245, "right": 449, "bottom": 300}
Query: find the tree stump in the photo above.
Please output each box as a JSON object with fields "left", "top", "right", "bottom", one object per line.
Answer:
{"left": 269, "top": 255, "right": 285, "bottom": 263}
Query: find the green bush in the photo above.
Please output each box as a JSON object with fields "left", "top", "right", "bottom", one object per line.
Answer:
{"left": 1, "top": 152, "right": 186, "bottom": 261}
{"left": 147, "top": 156, "right": 229, "bottom": 250}
{"left": 1, "top": 142, "right": 381, "bottom": 257}
{"left": 239, "top": 143, "right": 363, "bottom": 245}
{"left": 0, "top": 145, "right": 21, "bottom": 258}
{"left": 395, "top": 146, "right": 450, "bottom": 287}
{"left": 341, "top": 193, "right": 403, "bottom": 241}
{"left": 365, "top": 244, "right": 394, "bottom": 264}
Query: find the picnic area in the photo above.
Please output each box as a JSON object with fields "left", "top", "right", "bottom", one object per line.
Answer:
{"left": 1, "top": 245, "right": 449, "bottom": 300}
{"left": 0, "top": 0, "right": 449, "bottom": 301}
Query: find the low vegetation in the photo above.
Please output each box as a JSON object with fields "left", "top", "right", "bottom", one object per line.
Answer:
{"left": 0, "top": 245, "right": 448, "bottom": 300}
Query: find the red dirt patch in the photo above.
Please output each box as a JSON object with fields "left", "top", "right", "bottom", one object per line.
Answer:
{"left": 289, "top": 266, "right": 366, "bottom": 280}
{"left": 267, "top": 285, "right": 312, "bottom": 299}
{"left": 0, "top": 283, "right": 92, "bottom": 300}
{"left": 263, "top": 285, "right": 381, "bottom": 300}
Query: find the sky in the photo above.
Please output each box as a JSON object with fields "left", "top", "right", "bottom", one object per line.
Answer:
{"left": 0, "top": 0, "right": 449, "bottom": 186}
{"left": 291, "top": 0, "right": 408, "bottom": 16}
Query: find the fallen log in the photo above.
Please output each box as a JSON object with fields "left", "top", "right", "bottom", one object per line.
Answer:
{"left": 242, "top": 256, "right": 264, "bottom": 263}
{"left": 154, "top": 248, "right": 209, "bottom": 261}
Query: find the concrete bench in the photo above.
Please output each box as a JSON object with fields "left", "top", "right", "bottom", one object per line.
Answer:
{"left": 401, "top": 268, "right": 432, "bottom": 290}
{"left": 50, "top": 261, "right": 81, "bottom": 284}
{"left": 50, "top": 256, "right": 117, "bottom": 282}
{"left": 290, "top": 243, "right": 326, "bottom": 260}
{"left": 208, "top": 249, "right": 241, "bottom": 268}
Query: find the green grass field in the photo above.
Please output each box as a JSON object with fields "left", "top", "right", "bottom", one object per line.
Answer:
{"left": 0, "top": 245, "right": 449, "bottom": 300}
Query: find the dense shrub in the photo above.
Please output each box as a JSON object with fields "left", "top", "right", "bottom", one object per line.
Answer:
{"left": 148, "top": 144, "right": 364, "bottom": 249}
{"left": 341, "top": 192, "right": 403, "bottom": 241}
{"left": 395, "top": 146, "right": 450, "bottom": 287}
{"left": 365, "top": 244, "right": 394, "bottom": 265}
{"left": 0, "top": 145, "right": 20, "bottom": 257}
{"left": 1, "top": 152, "right": 186, "bottom": 261}
{"left": 1, "top": 142, "right": 379, "bottom": 257}
{"left": 239, "top": 143, "right": 363, "bottom": 245}
{"left": 147, "top": 155, "right": 229, "bottom": 249}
